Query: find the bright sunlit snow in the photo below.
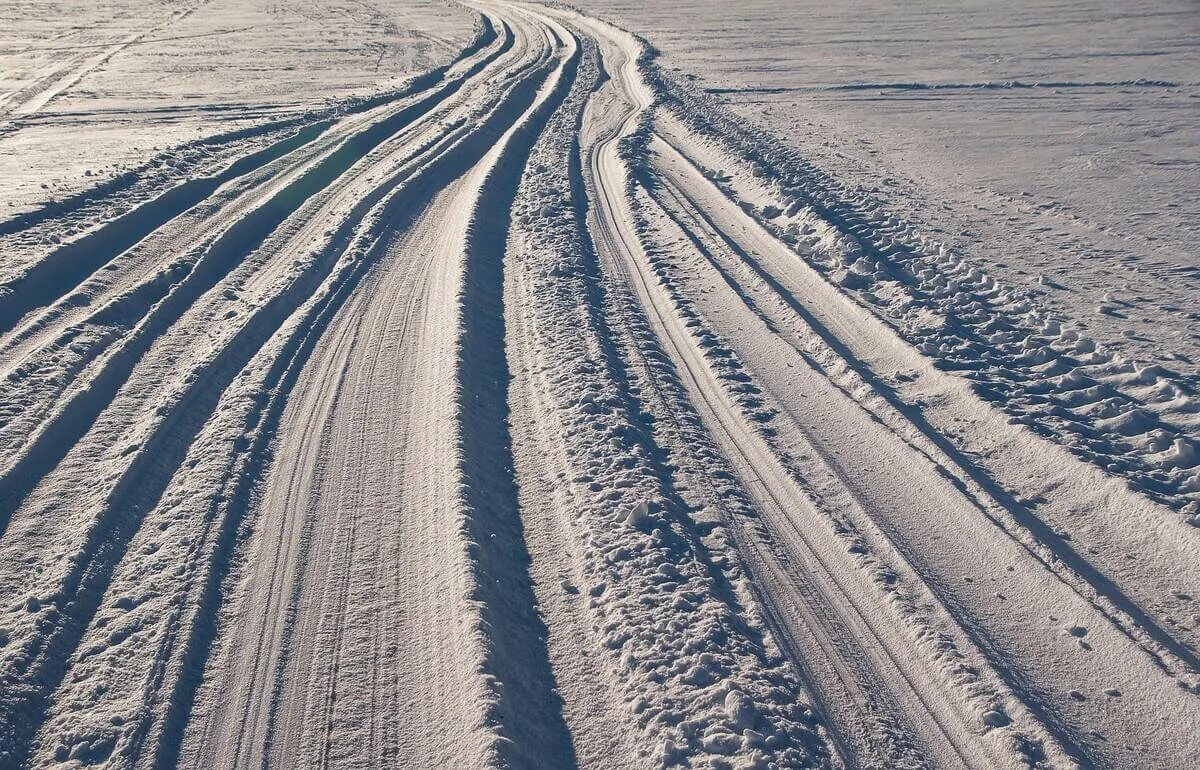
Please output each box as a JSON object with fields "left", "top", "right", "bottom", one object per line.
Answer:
{"left": 0, "top": 2, "right": 1196, "bottom": 768}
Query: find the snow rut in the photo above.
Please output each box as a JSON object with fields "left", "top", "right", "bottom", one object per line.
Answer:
{"left": 0, "top": 2, "right": 1196, "bottom": 769}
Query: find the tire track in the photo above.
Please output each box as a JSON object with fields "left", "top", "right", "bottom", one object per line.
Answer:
{"left": 0, "top": 15, "right": 508, "bottom": 381}
{"left": 0, "top": 15, "right": 523, "bottom": 533}
{"left": 0, "top": 17, "right": 559, "bottom": 763}
{"left": 454, "top": 11, "right": 581, "bottom": 767}
{"left": 145, "top": 8, "right": 573, "bottom": 767}
{"left": 1, "top": 3, "right": 1194, "bottom": 768}
{"left": 580, "top": 78, "right": 986, "bottom": 769}
{"left": 617, "top": 108, "right": 1200, "bottom": 769}
{"left": 0, "top": 2, "right": 206, "bottom": 125}
{"left": 571, "top": 11, "right": 1197, "bottom": 768}
{"left": 646, "top": 143, "right": 1200, "bottom": 679}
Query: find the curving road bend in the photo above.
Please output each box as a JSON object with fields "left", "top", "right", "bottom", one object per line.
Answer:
{"left": 0, "top": 2, "right": 1196, "bottom": 768}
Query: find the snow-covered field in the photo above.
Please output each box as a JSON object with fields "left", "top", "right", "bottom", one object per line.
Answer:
{"left": 0, "top": 1, "right": 1196, "bottom": 768}
{"left": 580, "top": 0, "right": 1200, "bottom": 378}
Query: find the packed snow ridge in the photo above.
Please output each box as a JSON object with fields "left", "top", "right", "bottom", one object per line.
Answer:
{"left": 0, "top": 1, "right": 1196, "bottom": 769}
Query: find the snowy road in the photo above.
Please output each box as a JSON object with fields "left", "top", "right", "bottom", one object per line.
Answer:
{"left": 0, "top": 2, "right": 1197, "bottom": 768}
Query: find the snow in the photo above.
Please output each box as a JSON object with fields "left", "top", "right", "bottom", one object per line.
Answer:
{"left": 0, "top": 0, "right": 475, "bottom": 216}
{"left": 577, "top": 0, "right": 1200, "bottom": 376}
{"left": 0, "top": 0, "right": 1196, "bottom": 768}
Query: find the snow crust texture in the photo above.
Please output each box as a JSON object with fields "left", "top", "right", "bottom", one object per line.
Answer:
{"left": 0, "top": 2, "right": 1196, "bottom": 769}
